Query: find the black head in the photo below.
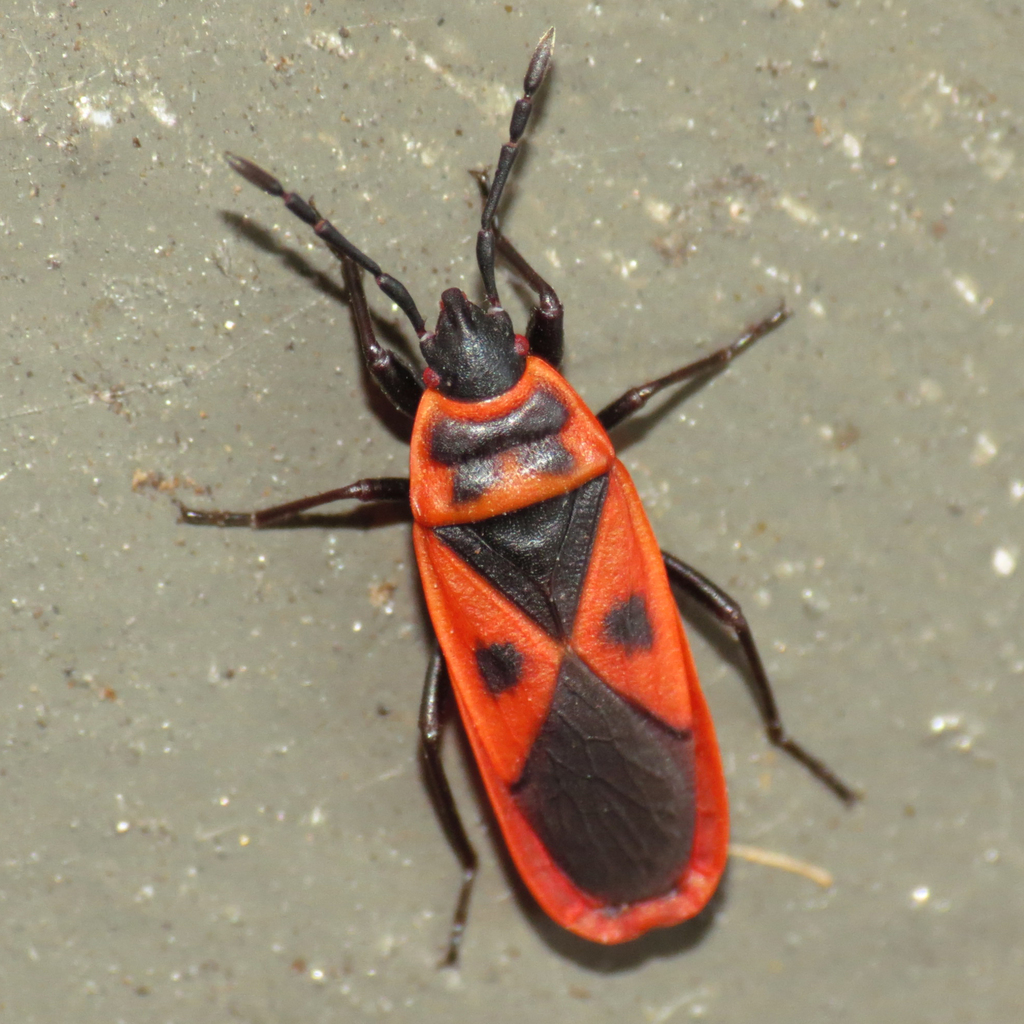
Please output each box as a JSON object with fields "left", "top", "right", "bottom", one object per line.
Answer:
{"left": 420, "top": 288, "right": 526, "bottom": 401}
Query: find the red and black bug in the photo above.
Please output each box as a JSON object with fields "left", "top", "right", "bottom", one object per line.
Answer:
{"left": 179, "top": 29, "right": 856, "bottom": 963}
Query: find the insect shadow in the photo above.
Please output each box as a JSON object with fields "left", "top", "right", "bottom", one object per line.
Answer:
{"left": 207, "top": 215, "right": 754, "bottom": 968}
{"left": 219, "top": 208, "right": 416, "bottom": 444}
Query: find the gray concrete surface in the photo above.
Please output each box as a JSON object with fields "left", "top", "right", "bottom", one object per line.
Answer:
{"left": 2, "top": 1, "right": 1021, "bottom": 1021}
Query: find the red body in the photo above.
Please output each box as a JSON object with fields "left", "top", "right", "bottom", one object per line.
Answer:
{"left": 411, "top": 354, "right": 728, "bottom": 943}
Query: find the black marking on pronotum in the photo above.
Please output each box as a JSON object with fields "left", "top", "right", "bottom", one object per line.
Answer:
{"left": 512, "top": 654, "right": 696, "bottom": 905}
{"left": 430, "top": 386, "right": 573, "bottom": 503}
{"left": 435, "top": 474, "right": 608, "bottom": 639}
{"left": 445, "top": 458, "right": 502, "bottom": 506}
{"left": 603, "top": 594, "right": 654, "bottom": 654}
{"left": 511, "top": 435, "right": 574, "bottom": 481}
{"left": 430, "top": 386, "right": 570, "bottom": 463}
{"left": 475, "top": 642, "right": 523, "bottom": 695}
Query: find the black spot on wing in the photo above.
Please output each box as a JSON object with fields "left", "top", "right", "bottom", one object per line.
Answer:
{"left": 475, "top": 642, "right": 523, "bottom": 695}
{"left": 603, "top": 594, "right": 654, "bottom": 653}
{"left": 435, "top": 474, "right": 608, "bottom": 639}
{"left": 512, "top": 655, "right": 696, "bottom": 906}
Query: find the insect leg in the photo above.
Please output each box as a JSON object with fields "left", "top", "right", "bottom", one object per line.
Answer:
{"left": 597, "top": 305, "right": 790, "bottom": 430}
{"left": 469, "top": 170, "right": 563, "bottom": 368}
{"left": 661, "top": 550, "right": 859, "bottom": 805}
{"left": 477, "top": 28, "right": 555, "bottom": 313}
{"left": 497, "top": 231, "right": 564, "bottom": 368}
{"left": 419, "top": 643, "right": 478, "bottom": 966}
{"left": 225, "top": 154, "right": 427, "bottom": 410}
{"left": 339, "top": 254, "right": 422, "bottom": 418}
{"left": 176, "top": 477, "right": 410, "bottom": 528}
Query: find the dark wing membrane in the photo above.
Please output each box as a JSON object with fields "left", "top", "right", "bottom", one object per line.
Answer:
{"left": 512, "top": 653, "right": 696, "bottom": 906}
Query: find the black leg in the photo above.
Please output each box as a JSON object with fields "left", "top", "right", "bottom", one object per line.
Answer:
{"left": 419, "top": 643, "right": 478, "bottom": 966}
{"left": 597, "top": 305, "right": 790, "bottom": 431}
{"left": 476, "top": 29, "right": 555, "bottom": 313}
{"left": 175, "top": 477, "right": 410, "bottom": 528}
{"left": 470, "top": 169, "right": 564, "bottom": 368}
{"left": 339, "top": 254, "right": 422, "bottom": 418}
{"left": 662, "top": 550, "right": 859, "bottom": 805}
{"left": 225, "top": 154, "right": 425, "bottom": 415}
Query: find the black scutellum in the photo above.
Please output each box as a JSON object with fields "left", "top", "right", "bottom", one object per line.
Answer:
{"left": 435, "top": 474, "right": 608, "bottom": 639}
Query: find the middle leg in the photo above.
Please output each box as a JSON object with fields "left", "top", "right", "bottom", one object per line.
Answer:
{"left": 176, "top": 477, "right": 410, "bottom": 529}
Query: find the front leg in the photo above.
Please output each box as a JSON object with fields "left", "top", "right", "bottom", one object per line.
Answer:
{"left": 469, "top": 169, "right": 564, "bottom": 369}
{"left": 598, "top": 305, "right": 789, "bottom": 431}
